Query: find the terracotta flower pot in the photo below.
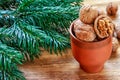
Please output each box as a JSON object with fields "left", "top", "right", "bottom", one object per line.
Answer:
{"left": 69, "top": 22, "right": 112, "bottom": 73}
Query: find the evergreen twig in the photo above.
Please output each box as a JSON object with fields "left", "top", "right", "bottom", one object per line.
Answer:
{"left": 0, "top": 0, "right": 83, "bottom": 79}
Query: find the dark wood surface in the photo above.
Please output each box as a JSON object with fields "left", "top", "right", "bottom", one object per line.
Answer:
{"left": 20, "top": 1, "right": 120, "bottom": 80}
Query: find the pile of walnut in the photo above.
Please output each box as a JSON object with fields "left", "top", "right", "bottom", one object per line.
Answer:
{"left": 73, "top": 2, "right": 119, "bottom": 53}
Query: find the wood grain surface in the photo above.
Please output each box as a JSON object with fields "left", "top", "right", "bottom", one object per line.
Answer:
{"left": 20, "top": 1, "right": 120, "bottom": 80}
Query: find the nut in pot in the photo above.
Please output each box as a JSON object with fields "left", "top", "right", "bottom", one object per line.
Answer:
{"left": 74, "top": 19, "right": 96, "bottom": 42}
{"left": 94, "top": 15, "right": 115, "bottom": 39}
{"left": 79, "top": 5, "right": 99, "bottom": 24}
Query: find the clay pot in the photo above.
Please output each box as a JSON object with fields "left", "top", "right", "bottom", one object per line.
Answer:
{"left": 69, "top": 22, "right": 112, "bottom": 73}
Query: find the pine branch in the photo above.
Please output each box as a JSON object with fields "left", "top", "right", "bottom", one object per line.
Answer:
{"left": 0, "top": 0, "right": 83, "bottom": 59}
{"left": 18, "top": 6, "right": 79, "bottom": 30}
{"left": 0, "top": 0, "right": 20, "bottom": 10}
{"left": 0, "top": 0, "right": 83, "bottom": 60}
{"left": 0, "top": 20, "right": 70, "bottom": 58}
{"left": 18, "top": 0, "right": 82, "bottom": 7}
{"left": 42, "top": 31, "right": 70, "bottom": 54}
{"left": 0, "top": 0, "right": 83, "bottom": 79}
{"left": 0, "top": 21, "right": 41, "bottom": 61}
{"left": 15, "top": 0, "right": 83, "bottom": 36}
{"left": 0, "top": 41, "right": 25, "bottom": 80}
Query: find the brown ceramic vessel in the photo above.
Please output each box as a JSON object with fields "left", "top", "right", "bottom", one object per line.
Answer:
{"left": 70, "top": 22, "right": 112, "bottom": 73}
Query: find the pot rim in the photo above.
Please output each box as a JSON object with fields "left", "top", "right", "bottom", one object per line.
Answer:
{"left": 69, "top": 20, "right": 112, "bottom": 47}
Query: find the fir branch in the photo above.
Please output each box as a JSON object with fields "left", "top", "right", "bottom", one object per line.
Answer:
{"left": 18, "top": 0, "right": 82, "bottom": 7}
{"left": 0, "top": 10, "right": 16, "bottom": 31}
{"left": 18, "top": 6, "right": 79, "bottom": 30}
{"left": 0, "top": 20, "right": 70, "bottom": 56}
{"left": 0, "top": 0, "right": 83, "bottom": 60}
{"left": 15, "top": 0, "right": 83, "bottom": 36}
{"left": 42, "top": 31, "right": 70, "bottom": 54}
{"left": 0, "top": 21, "right": 41, "bottom": 61}
{"left": 0, "top": 41, "right": 25, "bottom": 80}
{"left": 0, "top": 0, "right": 20, "bottom": 10}
{"left": 0, "top": 0, "right": 83, "bottom": 79}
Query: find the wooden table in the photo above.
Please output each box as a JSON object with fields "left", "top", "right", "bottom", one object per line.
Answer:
{"left": 20, "top": 1, "right": 120, "bottom": 80}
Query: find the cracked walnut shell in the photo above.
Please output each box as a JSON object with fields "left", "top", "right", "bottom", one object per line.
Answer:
{"left": 74, "top": 19, "right": 96, "bottom": 42}
{"left": 79, "top": 5, "right": 99, "bottom": 24}
{"left": 94, "top": 15, "right": 115, "bottom": 39}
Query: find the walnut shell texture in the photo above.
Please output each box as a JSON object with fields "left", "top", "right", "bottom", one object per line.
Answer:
{"left": 106, "top": 2, "right": 118, "bottom": 15}
{"left": 112, "top": 37, "right": 119, "bottom": 52}
{"left": 115, "top": 25, "right": 120, "bottom": 39}
{"left": 74, "top": 19, "right": 96, "bottom": 42}
{"left": 116, "top": 30, "right": 120, "bottom": 39}
{"left": 73, "top": 19, "right": 85, "bottom": 31}
{"left": 94, "top": 15, "right": 115, "bottom": 39}
{"left": 79, "top": 5, "right": 99, "bottom": 24}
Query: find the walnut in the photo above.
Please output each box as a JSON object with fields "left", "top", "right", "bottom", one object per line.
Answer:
{"left": 73, "top": 19, "right": 85, "bottom": 31}
{"left": 106, "top": 2, "right": 118, "bottom": 15}
{"left": 79, "top": 5, "right": 99, "bottom": 24}
{"left": 115, "top": 25, "right": 120, "bottom": 39}
{"left": 116, "top": 30, "right": 120, "bottom": 39}
{"left": 74, "top": 19, "right": 96, "bottom": 42}
{"left": 112, "top": 37, "right": 119, "bottom": 52}
{"left": 94, "top": 15, "right": 115, "bottom": 39}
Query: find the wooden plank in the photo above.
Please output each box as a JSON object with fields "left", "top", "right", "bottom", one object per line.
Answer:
{"left": 20, "top": 48, "right": 120, "bottom": 80}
